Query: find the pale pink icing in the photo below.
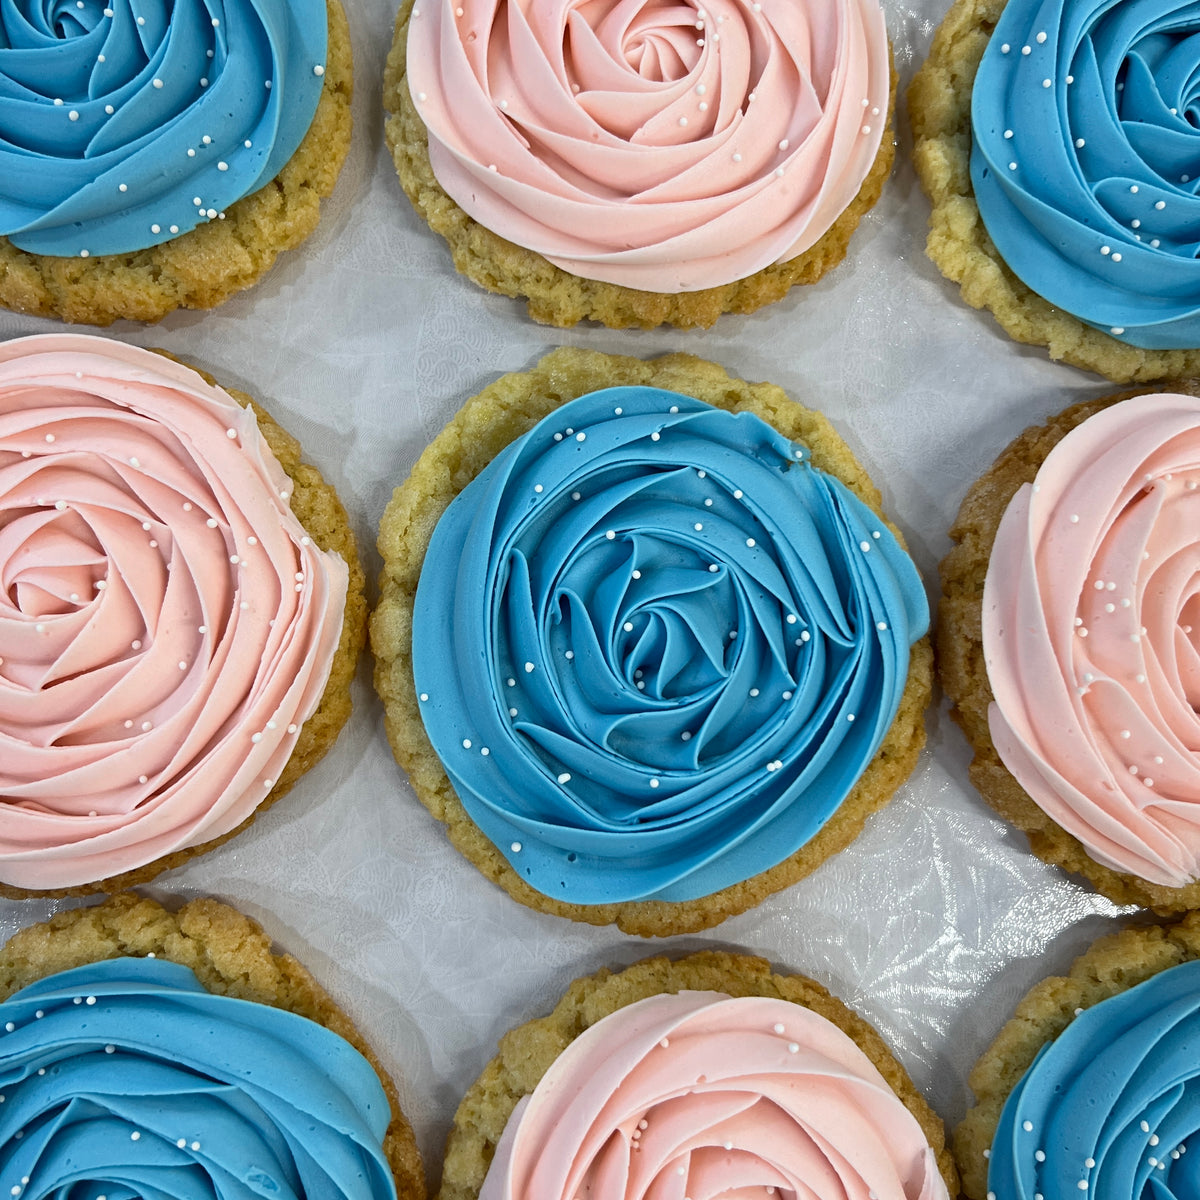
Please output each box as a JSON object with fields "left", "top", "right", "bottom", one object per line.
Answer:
{"left": 984, "top": 394, "right": 1200, "bottom": 888}
{"left": 0, "top": 335, "right": 348, "bottom": 890}
{"left": 480, "top": 991, "right": 950, "bottom": 1200}
{"left": 406, "top": 0, "right": 889, "bottom": 292}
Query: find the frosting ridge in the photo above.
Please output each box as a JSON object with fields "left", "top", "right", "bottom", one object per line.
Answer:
{"left": 411, "top": 386, "right": 928, "bottom": 904}
{"left": 983, "top": 393, "right": 1200, "bottom": 887}
{"left": 480, "top": 990, "right": 949, "bottom": 1200}
{"left": 405, "top": 0, "right": 890, "bottom": 292}
{"left": 0, "top": 956, "right": 397, "bottom": 1199}
{"left": 0, "top": 334, "right": 348, "bottom": 890}
{"left": 0, "top": 0, "right": 327, "bottom": 257}
{"left": 971, "top": 0, "right": 1200, "bottom": 349}
{"left": 988, "top": 958, "right": 1200, "bottom": 1200}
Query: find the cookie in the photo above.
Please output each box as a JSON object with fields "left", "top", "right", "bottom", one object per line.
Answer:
{"left": 0, "top": 0, "right": 352, "bottom": 326}
{"left": 955, "top": 914, "right": 1200, "bottom": 1200}
{"left": 939, "top": 386, "right": 1200, "bottom": 910}
{"left": 0, "top": 335, "right": 367, "bottom": 895}
{"left": 439, "top": 951, "right": 956, "bottom": 1200}
{"left": 0, "top": 891, "right": 424, "bottom": 1200}
{"left": 383, "top": 0, "right": 895, "bottom": 330}
{"left": 910, "top": 0, "right": 1200, "bottom": 382}
{"left": 372, "top": 347, "right": 932, "bottom": 936}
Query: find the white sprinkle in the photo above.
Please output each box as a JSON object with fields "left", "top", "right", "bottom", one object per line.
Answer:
{"left": 788, "top": 1042, "right": 799, "bottom": 1053}
{"left": 750, "top": 688, "right": 759, "bottom": 697}
{"left": 1001, "top": 43, "right": 1010, "bottom": 51}
{"left": 153, "top": 78, "right": 163, "bottom": 88}
{"left": 650, "top": 779, "right": 659, "bottom": 788}
{"left": 1111, "top": 327, "right": 1125, "bottom": 336}
{"left": 746, "top": 538, "right": 756, "bottom": 547}
{"left": 606, "top": 530, "right": 616, "bottom": 540}
{"left": 1112, "top": 253, "right": 1123, "bottom": 262}
{"left": 632, "top": 570, "right": 642, "bottom": 579}
{"left": 1009, "top": 162, "right": 1018, "bottom": 171}
{"left": 733, "top": 490, "right": 743, "bottom": 499}
{"left": 314, "top": 64, "right": 325, "bottom": 76}
{"left": 462, "top": 739, "right": 472, "bottom": 749}
{"left": 650, "top": 432, "right": 660, "bottom": 441}
{"left": 217, "top": 161, "right": 228, "bottom": 171}
{"left": 525, "top": 662, "right": 535, "bottom": 673}
{"left": 624, "top": 622, "right": 634, "bottom": 632}
{"left": 732, "top": 152, "right": 742, "bottom": 163}
{"left": 511, "top": 842, "right": 522, "bottom": 853}
{"left": 558, "top": 773, "right": 571, "bottom": 784}
{"left": 1070, "top": 514, "right": 1080, "bottom": 523}
{"left": 1156, "top": 200, "right": 1167, "bottom": 210}
{"left": 509, "top": 708, "right": 517, "bottom": 717}
{"left": 779, "top": 139, "right": 789, "bottom": 151}
{"left": 694, "top": 523, "right": 703, "bottom": 531}
{"left": 534, "top": 484, "right": 543, "bottom": 494}
{"left": 565, "top": 651, "right": 574, "bottom": 661}
{"left": 1036, "top": 1151, "right": 1046, "bottom": 1163}
{"left": 1022, "top": 44, "right": 1031, "bottom": 54}
{"left": 1076, "top": 138, "right": 1085, "bottom": 148}
{"left": 1037, "top": 30, "right": 1047, "bottom": 41}
{"left": 1101, "top": 246, "right": 1111, "bottom": 255}
{"left": 847, "top": 713, "right": 855, "bottom": 722}
{"left": 1005, "top": 130, "right": 1014, "bottom": 139}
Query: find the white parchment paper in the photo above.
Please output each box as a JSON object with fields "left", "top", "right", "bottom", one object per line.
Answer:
{"left": 0, "top": 0, "right": 1143, "bottom": 1185}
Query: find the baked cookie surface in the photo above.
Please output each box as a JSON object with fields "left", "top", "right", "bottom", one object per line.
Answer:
{"left": 372, "top": 347, "right": 932, "bottom": 936}
{"left": 439, "top": 951, "right": 957, "bottom": 1200}
{"left": 955, "top": 914, "right": 1200, "bottom": 1200}
{"left": 383, "top": 0, "right": 896, "bottom": 330}
{"left": 0, "top": 891, "right": 425, "bottom": 1200}
{"left": 0, "top": 0, "right": 353, "bottom": 327}
{"left": 0, "top": 336, "right": 367, "bottom": 897}
{"left": 939, "top": 387, "right": 1200, "bottom": 910}
{"left": 909, "top": 0, "right": 1200, "bottom": 382}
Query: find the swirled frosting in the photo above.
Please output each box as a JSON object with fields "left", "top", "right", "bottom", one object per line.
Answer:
{"left": 0, "top": 956, "right": 396, "bottom": 1199}
{"left": 970, "top": 0, "right": 1200, "bottom": 349}
{"left": 988, "top": 958, "right": 1200, "bottom": 1200}
{"left": 0, "top": 0, "right": 327, "bottom": 257}
{"left": 405, "top": 0, "right": 889, "bottom": 292}
{"left": 480, "top": 990, "right": 949, "bottom": 1200}
{"left": 412, "top": 387, "right": 928, "bottom": 904}
{"left": 983, "top": 393, "right": 1200, "bottom": 887}
{"left": 0, "top": 334, "right": 348, "bottom": 890}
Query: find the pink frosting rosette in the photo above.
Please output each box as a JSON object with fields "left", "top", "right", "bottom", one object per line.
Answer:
{"left": 480, "top": 991, "right": 950, "bottom": 1200}
{"left": 984, "top": 394, "right": 1200, "bottom": 887}
{"left": 0, "top": 335, "right": 347, "bottom": 891}
{"left": 406, "top": 0, "right": 889, "bottom": 292}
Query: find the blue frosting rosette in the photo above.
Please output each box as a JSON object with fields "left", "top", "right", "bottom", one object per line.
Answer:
{"left": 0, "top": 0, "right": 327, "bottom": 257}
{"left": 971, "top": 0, "right": 1200, "bottom": 349}
{"left": 0, "top": 957, "right": 397, "bottom": 1199}
{"left": 988, "top": 959, "right": 1200, "bottom": 1200}
{"left": 412, "top": 386, "right": 928, "bottom": 905}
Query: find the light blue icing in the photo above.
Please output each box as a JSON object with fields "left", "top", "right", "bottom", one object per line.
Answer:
{"left": 0, "top": 957, "right": 397, "bottom": 1199}
{"left": 0, "top": 0, "right": 326, "bottom": 257}
{"left": 989, "top": 958, "right": 1200, "bottom": 1200}
{"left": 971, "top": 0, "right": 1200, "bottom": 350}
{"left": 411, "top": 387, "right": 929, "bottom": 905}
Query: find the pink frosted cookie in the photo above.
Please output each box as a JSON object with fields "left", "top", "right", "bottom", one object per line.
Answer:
{"left": 940, "top": 387, "right": 1200, "bottom": 910}
{"left": 0, "top": 335, "right": 365, "bottom": 895}
{"left": 438, "top": 952, "right": 957, "bottom": 1200}
{"left": 383, "top": 0, "right": 895, "bottom": 329}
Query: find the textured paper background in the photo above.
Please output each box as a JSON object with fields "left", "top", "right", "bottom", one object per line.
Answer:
{"left": 0, "top": 0, "right": 1142, "bottom": 1185}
